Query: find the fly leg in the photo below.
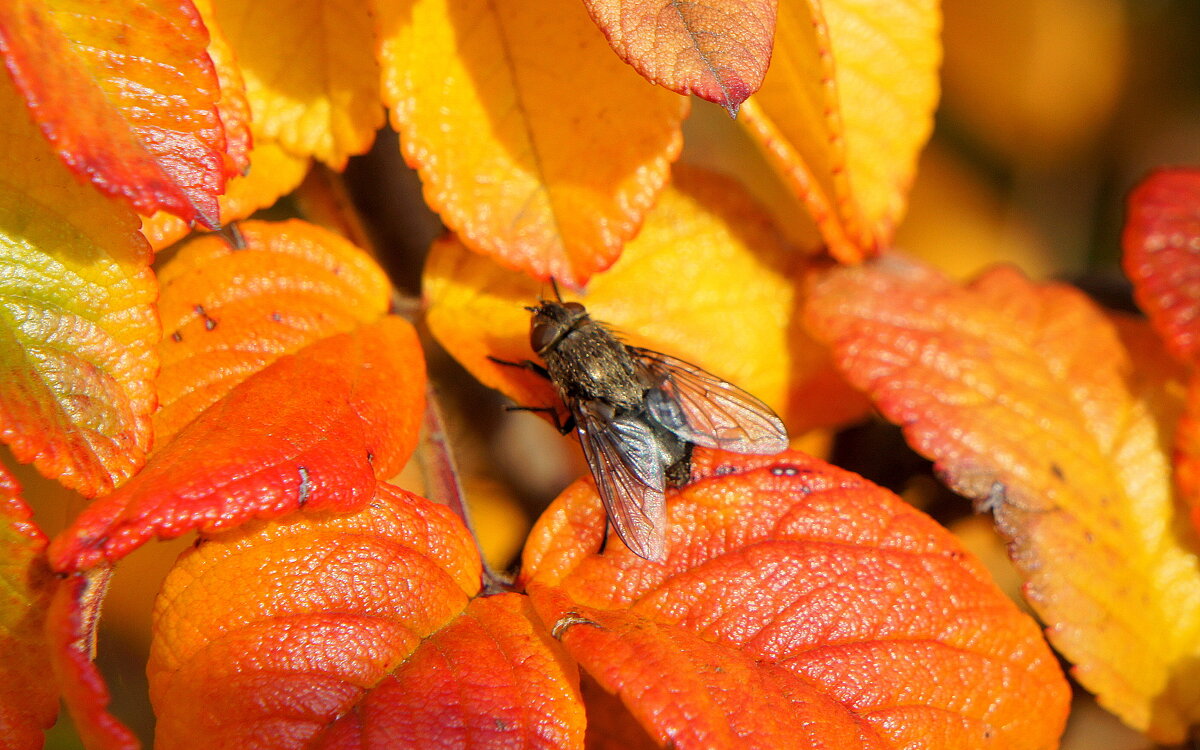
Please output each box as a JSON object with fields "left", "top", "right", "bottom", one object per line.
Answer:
{"left": 486, "top": 356, "right": 575, "bottom": 435}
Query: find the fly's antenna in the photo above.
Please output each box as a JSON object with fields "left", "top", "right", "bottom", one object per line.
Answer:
{"left": 550, "top": 277, "right": 564, "bottom": 302}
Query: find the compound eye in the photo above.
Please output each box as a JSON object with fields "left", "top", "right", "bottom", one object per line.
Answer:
{"left": 530, "top": 319, "right": 560, "bottom": 353}
{"left": 563, "top": 301, "right": 585, "bottom": 314}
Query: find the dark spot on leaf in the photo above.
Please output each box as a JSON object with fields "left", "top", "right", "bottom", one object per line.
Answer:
{"left": 366, "top": 450, "right": 374, "bottom": 464}
{"left": 194, "top": 304, "right": 218, "bottom": 331}
{"left": 271, "top": 311, "right": 282, "bottom": 322}
{"left": 494, "top": 718, "right": 510, "bottom": 732}
{"left": 205, "top": 317, "right": 217, "bottom": 331}
{"left": 713, "top": 464, "right": 737, "bottom": 476}
{"left": 297, "top": 466, "right": 312, "bottom": 508}
{"left": 171, "top": 331, "right": 183, "bottom": 342}
{"left": 1050, "top": 463, "right": 1065, "bottom": 481}
{"left": 1084, "top": 531, "right": 1094, "bottom": 543}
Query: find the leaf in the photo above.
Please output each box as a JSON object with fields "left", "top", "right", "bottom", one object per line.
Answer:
{"left": 0, "top": 0, "right": 228, "bottom": 227}
{"left": 0, "top": 72, "right": 158, "bottom": 497}
{"left": 522, "top": 448, "right": 1070, "bottom": 749}
{"left": 582, "top": 0, "right": 777, "bottom": 114}
{"left": 195, "top": 0, "right": 251, "bottom": 176}
{"left": 314, "top": 594, "right": 583, "bottom": 749}
{"left": 0, "top": 466, "right": 58, "bottom": 750}
{"left": 47, "top": 568, "right": 138, "bottom": 750}
{"left": 49, "top": 316, "right": 426, "bottom": 572}
{"left": 140, "top": 140, "right": 310, "bottom": 250}
{"left": 740, "top": 0, "right": 940, "bottom": 260}
{"left": 153, "top": 219, "right": 390, "bottom": 446}
{"left": 147, "top": 483, "right": 568, "bottom": 748}
{"left": 1177, "top": 376, "right": 1200, "bottom": 535}
{"left": 376, "top": 0, "right": 689, "bottom": 288}
{"left": 1122, "top": 167, "right": 1200, "bottom": 365}
{"left": 208, "top": 0, "right": 383, "bottom": 168}
{"left": 425, "top": 165, "right": 867, "bottom": 435}
{"left": 806, "top": 255, "right": 1200, "bottom": 742}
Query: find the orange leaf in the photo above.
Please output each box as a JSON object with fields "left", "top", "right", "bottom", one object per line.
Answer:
{"left": 208, "top": 0, "right": 383, "bottom": 168}
{"left": 0, "top": 466, "right": 58, "bottom": 749}
{"left": 522, "top": 449, "right": 1069, "bottom": 749}
{"left": 740, "top": 0, "right": 940, "bottom": 260}
{"left": 140, "top": 140, "right": 309, "bottom": 251}
{"left": 425, "top": 165, "right": 867, "bottom": 435}
{"left": 148, "top": 483, "right": 483, "bottom": 748}
{"left": 1122, "top": 168, "right": 1200, "bottom": 365}
{"left": 0, "top": 0, "right": 228, "bottom": 227}
{"left": 807, "top": 256, "right": 1200, "bottom": 741}
{"left": 47, "top": 569, "right": 137, "bottom": 750}
{"left": 0, "top": 73, "right": 158, "bottom": 497}
{"left": 153, "top": 219, "right": 390, "bottom": 446}
{"left": 314, "top": 594, "right": 584, "bottom": 749}
{"left": 49, "top": 316, "right": 426, "bottom": 572}
{"left": 583, "top": 0, "right": 776, "bottom": 114}
{"left": 376, "top": 0, "right": 688, "bottom": 288}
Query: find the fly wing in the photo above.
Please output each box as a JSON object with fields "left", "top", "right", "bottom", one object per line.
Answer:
{"left": 631, "top": 347, "right": 789, "bottom": 454}
{"left": 573, "top": 401, "right": 667, "bottom": 561}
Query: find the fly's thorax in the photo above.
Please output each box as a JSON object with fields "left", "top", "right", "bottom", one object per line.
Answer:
{"left": 542, "top": 319, "right": 645, "bottom": 409}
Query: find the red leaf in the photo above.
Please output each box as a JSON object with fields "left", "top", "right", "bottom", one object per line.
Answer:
{"left": 0, "top": 0, "right": 229, "bottom": 226}
{"left": 49, "top": 317, "right": 426, "bottom": 572}
{"left": 1123, "top": 168, "right": 1200, "bottom": 365}
{"left": 523, "top": 449, "right": 1070, "bottom": 749}
{"left": 47, "top": 569, "right": 138, "bottom": 750}
{"left": 313, "top": 594, "right": 583, "bottom": 749}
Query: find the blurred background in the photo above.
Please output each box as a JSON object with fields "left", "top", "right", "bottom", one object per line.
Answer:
{"left": 27, "top": 0, "right": 1200, "bottom": 747}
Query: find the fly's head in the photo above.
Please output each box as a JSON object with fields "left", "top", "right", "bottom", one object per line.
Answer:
{"left": 528, "top": 300, "right": 589, "bottom": 357}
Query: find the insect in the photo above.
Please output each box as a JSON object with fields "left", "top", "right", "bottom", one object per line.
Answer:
{"left": 493, "top": 298, "right": 789, "bottom": 561}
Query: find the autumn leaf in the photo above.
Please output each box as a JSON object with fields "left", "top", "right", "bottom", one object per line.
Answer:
{"left": 807, "top": 255, "right": 1200, "bottom": 742}
{"left": 522, "top": 448, "right": 1069, "bottom": 749}
{"left": 49, "top": 316, "right": 426, "bottom": 572}
{"left": 148, "top": 482, "right": 581, "bottom": 749}
{"left": 153, "top": 219, "right": 390, "bottom": 446}
{"left": 140, "top": 140, "right": 309, "bottom": 251}
{"left": 0, "top": 466, "right": 58, "bottom": 750}
{"left": 0, "top": 72, "right": 158, "bottom": 497}
{"left": 1123, "top": 167, "right": 1200, "bottom": 366}
{"left": 195, "top": 0, "right": 251, "bottom": 176}
{"left": 0, "top": 0, "right": 228, "bottom": 227}
{"left": 740, "top": 0, "right": 940, "bottom": 260}
{"left": 425, "top": 165, "right": 867, "bottom": 435}
{"left": 208, "top": 0, "right": 383, "bottom": 168}
{"left": 376, "top": 0, "right": 688, "bottom": 288}
{"left": 47, "top": 568, "right": 138, "bottom": 750}
{"left": 583, "top": 0, "right": 777, "bottom": 114}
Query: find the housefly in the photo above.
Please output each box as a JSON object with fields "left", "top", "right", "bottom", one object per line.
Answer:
{"left": 493, "top": 298, "right": 788, "bottom": 561}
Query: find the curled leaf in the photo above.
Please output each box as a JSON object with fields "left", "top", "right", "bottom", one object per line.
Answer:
{"left": 741, "top": 0, "right": 940, "bottom": 259}
{"left": 0, "top": 467, "right": 57, "bottom": 749}
{"left": 0, "top": 0, "right": 228, "bottom": 226}
{"left": 377, "top": 0, "right": 688, "bottom": 287}
{"left": 0, "top": 73, "right": 158, "bottom": 496}
{"left": 49, "top": 317, "right": 426, "bottom": 572}
{"left": 1123, "top": 167, "right": 1200, "bottom": 365}
{"left": 154, "top": 219, "right": 390, "bottom": 446}
{"left": 807, "top": 255, "right": 1200, "bottom": 742}
{"left": 523, "top": 449, "right": 1069, "bottom": 749}
{"left": 583, "top": 0, "right": 777, "bottom": 114}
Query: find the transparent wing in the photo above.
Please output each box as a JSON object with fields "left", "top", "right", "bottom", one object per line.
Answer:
{"left": 630, "top": 347, "right": 789, "bottom": 454}
{"left": 572, "top": 401, "right": 667, "bottom": 561}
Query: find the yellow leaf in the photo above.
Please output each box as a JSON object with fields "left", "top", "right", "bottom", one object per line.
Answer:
{"left": 376, "top": 0, "right": 689, "bottom": 288}
{"left": 0, "top": 74, "right": 157, "bottom": 496}
{"left": 209, "top": 0, "right": 384, "bottom": 167}
{"left": 741, "top": 0, "right": 940, "bottom": 260}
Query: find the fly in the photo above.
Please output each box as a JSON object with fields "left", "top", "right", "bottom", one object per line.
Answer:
{"left": 492, "top": 297, "right": 788, "bottom": 561}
